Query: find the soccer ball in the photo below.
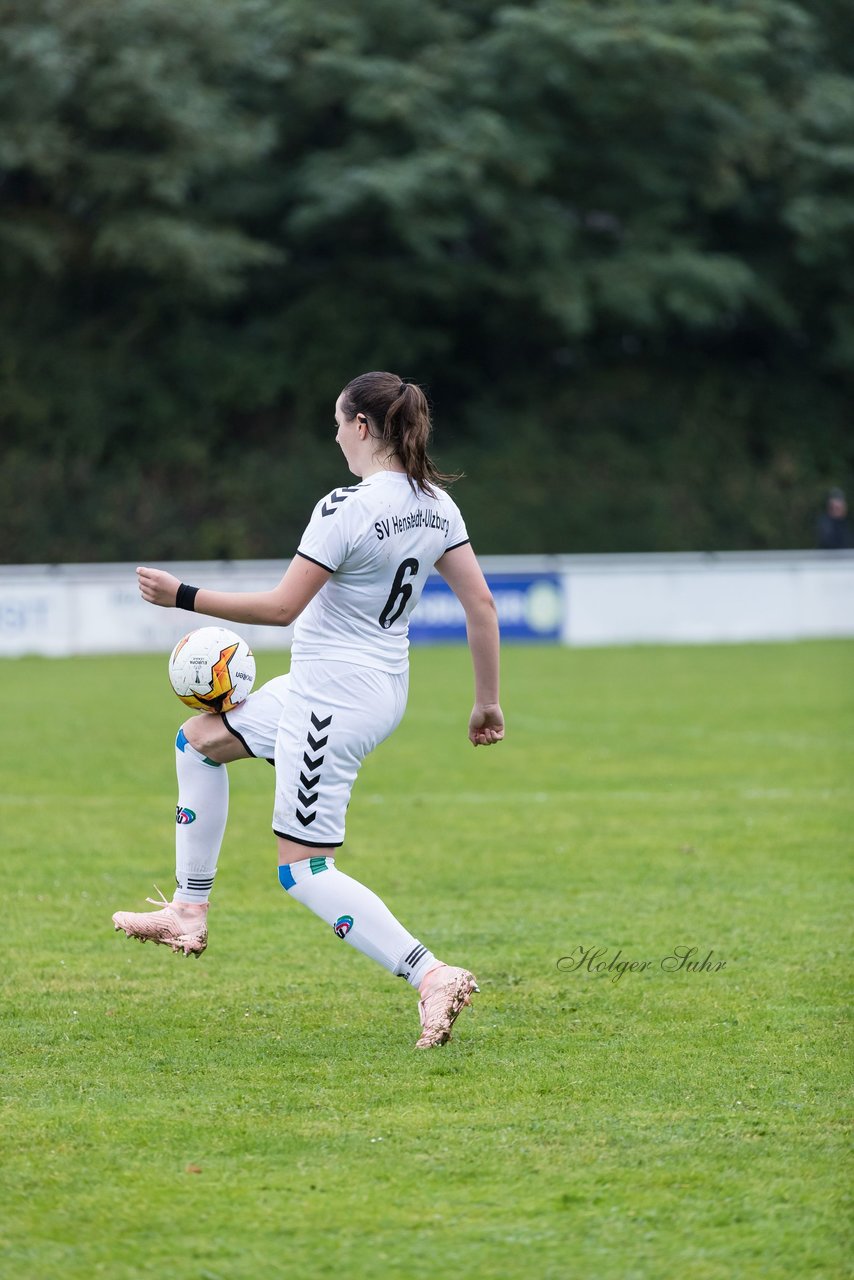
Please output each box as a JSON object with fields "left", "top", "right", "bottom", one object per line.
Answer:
{"left": 168, "top": 626, "right": 255, "bottom": 713}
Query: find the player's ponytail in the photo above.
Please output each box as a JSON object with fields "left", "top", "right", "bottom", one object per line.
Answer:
{"left": 340, "top": 371, "right": 459, "bottom": 497}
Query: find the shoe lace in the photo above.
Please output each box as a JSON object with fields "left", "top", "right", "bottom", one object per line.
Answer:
{"left": 144, "top": 885, "right": 171, "bottom": 909}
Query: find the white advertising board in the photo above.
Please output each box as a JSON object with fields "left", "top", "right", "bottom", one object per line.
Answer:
{"left": 0, "top": 552, "right": 851, "bottom": 656}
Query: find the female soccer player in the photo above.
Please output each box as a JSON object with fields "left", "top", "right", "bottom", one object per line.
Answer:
{"left": 113, "top": 371, "right": 504, "bottom": 1048}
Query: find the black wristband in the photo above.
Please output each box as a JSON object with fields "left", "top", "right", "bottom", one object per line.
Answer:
{"left": 176, "top": 583, "right": 199, "bottom": 612}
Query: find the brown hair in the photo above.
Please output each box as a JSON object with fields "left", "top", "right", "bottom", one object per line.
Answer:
{"left": 339, "top": 371, "right": 458, "bottom": 497}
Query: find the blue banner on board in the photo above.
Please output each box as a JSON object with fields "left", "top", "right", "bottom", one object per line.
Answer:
{"left": 410, "top": 573, "right": 564, "bottom": 644}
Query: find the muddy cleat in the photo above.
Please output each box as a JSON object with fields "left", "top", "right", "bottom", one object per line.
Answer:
{"left": 415, "top": 965, "right": 479, "bottom": 1049}
{"left": 112, "top": 887, "right": 208, "bottom": 958}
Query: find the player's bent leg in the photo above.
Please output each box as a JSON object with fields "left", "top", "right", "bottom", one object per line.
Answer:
{"left": 276, "top": 848, "right": 440, "bottom": 984}
{"left": 276, "top": 848, "right": 478, "bottom": 1046}
{"left": 112, "top": 680, "right": 288, "bottom": 957}
{"left": 111, "top": 718, "right": 253, "bottom": 956}
{"left": 271, "top": 665, "right": 477, "bottom": 1046}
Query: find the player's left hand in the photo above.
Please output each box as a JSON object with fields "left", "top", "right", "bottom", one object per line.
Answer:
{"left": 469, "top": 702, "right": 505, "bottom": 747}
{"left": 137, "top": 566, "right": 181, "bottom": 608}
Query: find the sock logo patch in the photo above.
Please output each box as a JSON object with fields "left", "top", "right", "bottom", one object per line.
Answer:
{"left": 333, "top": 914, "right": 353, "bottom": 939}
{"left": 176, "top": 806, "right": 197, "bottom": 825}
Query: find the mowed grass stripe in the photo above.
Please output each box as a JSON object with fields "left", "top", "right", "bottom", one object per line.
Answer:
{"left": 0, "top": 640, "right": 851, "bottom": 1280}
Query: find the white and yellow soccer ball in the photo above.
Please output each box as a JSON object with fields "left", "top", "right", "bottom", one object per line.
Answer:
{"left": 168, "top": 626, "right": 255, "bottom": 713}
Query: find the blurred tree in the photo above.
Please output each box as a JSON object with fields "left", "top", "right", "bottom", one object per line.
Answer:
{"left": 0, "top": 0, "right": 851, "bottom": 559}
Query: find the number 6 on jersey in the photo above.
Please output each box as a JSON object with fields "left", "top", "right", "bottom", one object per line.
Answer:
{"left": 379, "top": 558, "right": 420, "bottom": 629}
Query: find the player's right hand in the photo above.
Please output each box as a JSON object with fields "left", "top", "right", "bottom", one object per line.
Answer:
{"left": 469, "top": 703, "right": 505, "bottom": 747}
{"left": 137, "top": 566, "right": 181, "bottom": 608}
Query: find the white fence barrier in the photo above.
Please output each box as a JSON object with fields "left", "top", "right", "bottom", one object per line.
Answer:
{"left": 558, "top": 551, "right": 854, "bottom": 646}
{"left": 0, "top": 552, "right": 852, "bottom": 657}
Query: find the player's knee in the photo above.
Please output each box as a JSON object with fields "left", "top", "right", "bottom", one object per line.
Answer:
{"left": 179, "top": 715, "right": 232, "bottom": 763}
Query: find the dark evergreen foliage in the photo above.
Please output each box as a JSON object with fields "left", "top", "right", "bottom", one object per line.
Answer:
{"left": 0, "top": 0, "right": 851, "bottom": 559}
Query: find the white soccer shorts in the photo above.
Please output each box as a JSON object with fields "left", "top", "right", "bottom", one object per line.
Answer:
{"left": 221, "top": 660, "right": 408, "bottom": 847}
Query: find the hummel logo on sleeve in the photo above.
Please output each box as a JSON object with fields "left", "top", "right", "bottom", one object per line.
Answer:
{"left": 321, "top": 487, "right": 360, "bottom": 517}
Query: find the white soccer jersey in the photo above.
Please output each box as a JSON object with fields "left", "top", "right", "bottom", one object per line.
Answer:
{"left": 292, "top": 471, "right": 469, "bottom": 673}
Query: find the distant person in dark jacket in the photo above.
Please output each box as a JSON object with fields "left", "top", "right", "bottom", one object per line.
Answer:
{"left": 817, "top": 488, "right": 853, "bottom": 550}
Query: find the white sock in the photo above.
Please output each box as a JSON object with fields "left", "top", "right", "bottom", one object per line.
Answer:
{"left": 278, "top": 856, "right": 438, "bottom": 988}
{"left": 173, "top": 727, "right": 229, "bottom": 904}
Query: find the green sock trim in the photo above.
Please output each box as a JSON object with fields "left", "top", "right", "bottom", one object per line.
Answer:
{"left": 309, "top": 856, "right": 329, "bottom": 876}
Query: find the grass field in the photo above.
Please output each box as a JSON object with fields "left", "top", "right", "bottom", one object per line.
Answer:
{"left": 1, "top": 640, "right": 852, "bottom": 1279}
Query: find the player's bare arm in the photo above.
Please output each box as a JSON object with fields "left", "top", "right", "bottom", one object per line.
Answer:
{"left": 136, "top": 557, "right": 331, "bottom": 627}
{"left": 435, "top": 542, "right": 504, "bottom": 747}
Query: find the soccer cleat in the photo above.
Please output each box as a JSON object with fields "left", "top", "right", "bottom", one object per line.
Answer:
{"left": 415, "top": 965, "right": 479, "bottom": 1049}
{"left": 112, "top": 887, "right": 208, "bottom": 958}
